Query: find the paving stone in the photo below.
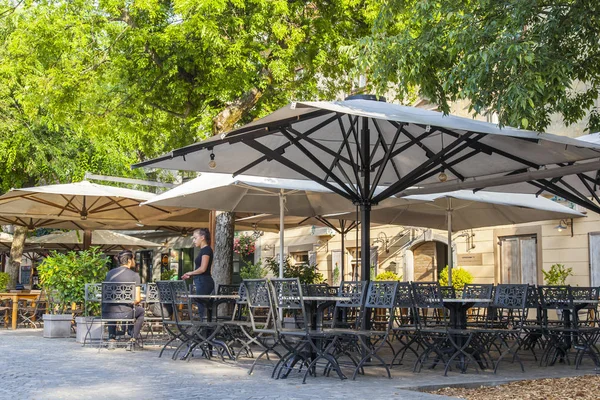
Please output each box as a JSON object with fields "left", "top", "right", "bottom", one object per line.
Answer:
{"left": 0, "top": 329, "right": 595, "bottom": 399}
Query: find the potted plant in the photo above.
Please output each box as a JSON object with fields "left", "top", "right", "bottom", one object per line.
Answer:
{"left": 438, "top": 266, "right": 474, "bottom": 296}
{"left": 0, "top": 272, "right": 9, "bottom": 292}
{"left": 543, "top": 263, "right": 573, "bottom": 285}
{"left": 37, "top": 247, "right": 108, "bottom": 338}
{"left": 239, "top": 259, "right": 268, "bottom": 280}
{"left": 233, "top": 234, "right": 256, "bottom": 258}
{"left": 375, "top": 271, "right": 402, "bottom": 281}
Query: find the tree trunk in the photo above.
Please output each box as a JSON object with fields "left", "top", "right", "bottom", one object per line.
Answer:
{"left": 212, "top": 211, "right": 234, "bottom": 290}
{"left": 8, "top": 226, "right": 28, "bottom": 289}
{"left": 209, "top": 86, "right": 262, "bottom": 289}
{"left": 212, "top": 87, "right": 263, "bottom": 135}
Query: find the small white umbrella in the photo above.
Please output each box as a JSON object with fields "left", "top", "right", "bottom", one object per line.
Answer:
{"left": 27, "top": 230, "right": 160, "bottom": 253}
{"left": 142, "top": 173, "right": 406, "bottom": 277}
{"left": 0, "top": 232, "right": 13, "bottom": 250}
{"left": 363, "top": 190, "right": 585, "bottom": 284}
{"left": 0, "top": 181, "right": 174, "bottom": 225}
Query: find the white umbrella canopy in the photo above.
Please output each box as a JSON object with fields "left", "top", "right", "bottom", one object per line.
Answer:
{"left": 443, "top": 133, "right": 600, "bottom": 207}
{"left": 333, "top": 190, "right": 585, "bottom": 283}
{"left": 134, "top": 96, "right": 600, "bottom": 281}
{"left": 0, "top": 180, "right": 195, "bottom": 228}
{"left": 26, "top": 230, "right": 160, "bottom": 252}
{"left": 138, "top": 208, "right": 278, "bottom": 234}
{"left": 141, "top": 172, "right": 404, "bottom": 277}
{"left": 370, "top": 190, "right": 585, "bottom": 231}
{"left": 0, "top": 232, "right": 13, "bottom": 250}
{"left": 141, "top": 172, "right": 372, "bottom": 216}
{"left": 0, "top": 215, "right": 135, "bottom": 231}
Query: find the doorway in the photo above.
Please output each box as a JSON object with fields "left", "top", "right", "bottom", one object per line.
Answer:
{"left": 589, "top": 232, "right": 600, "bottom": 286}
{"left": 412, "top": 241, "right": 448, "bottom": 281}
{"left": 498, "top": 235, "right": 538, "bottom": 284}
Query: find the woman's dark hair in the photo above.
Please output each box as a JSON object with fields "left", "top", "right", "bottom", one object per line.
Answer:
{"left": 195, "top": 228, "right": 211, "bottom": 246}
{"left": 117, "top": 250, "right": 134, "bottom": 266}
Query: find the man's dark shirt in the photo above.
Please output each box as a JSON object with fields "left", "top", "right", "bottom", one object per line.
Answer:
{"left": 102, "top": 266, "right": 141, "bottom": 314}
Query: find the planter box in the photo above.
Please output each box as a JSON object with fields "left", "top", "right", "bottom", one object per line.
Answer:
{"left": 75, "top": 316, "right": 102, "bottom": 343}
{"left": 42, "top": 314, "right": 72, "bottom": 338}
{"left": 283, "top": 317, "right": 296, "bottom": 329}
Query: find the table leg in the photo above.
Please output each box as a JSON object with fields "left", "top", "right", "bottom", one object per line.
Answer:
{"left": 12, "top": 300, "right": 18, "bottom": 330}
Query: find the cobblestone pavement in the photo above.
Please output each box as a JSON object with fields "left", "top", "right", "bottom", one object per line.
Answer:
{"left": 0, "top": 329, "right": 596, "bottom": 400}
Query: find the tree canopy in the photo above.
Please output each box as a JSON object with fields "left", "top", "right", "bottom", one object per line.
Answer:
{"left": 0, "top": 0, "right": 375, "bottom": 193}
{"left": 359, "top": 0, "right": 600, "bottom": 132}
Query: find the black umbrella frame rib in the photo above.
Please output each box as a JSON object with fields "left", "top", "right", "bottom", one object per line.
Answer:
{"left": 134, "top": 103, "right": 600, "bottom": 284}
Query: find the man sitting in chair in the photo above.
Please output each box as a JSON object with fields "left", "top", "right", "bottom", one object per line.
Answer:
{"left": 103, "top": 250, "right": 144, "bottom": 350}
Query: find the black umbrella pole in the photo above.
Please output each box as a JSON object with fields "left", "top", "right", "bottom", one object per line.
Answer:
{"left": 360, "top": 203, "right": 371, "bottom": 283}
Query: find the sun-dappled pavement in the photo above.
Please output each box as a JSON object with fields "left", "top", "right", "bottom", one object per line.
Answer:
{"left": 1, "top": 329, "right": 598, "bottom": 400}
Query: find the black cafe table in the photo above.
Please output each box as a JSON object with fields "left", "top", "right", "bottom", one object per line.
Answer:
{"left": 187, "top": 294, "right": 239, "bottom": 322}
{"left": 187, "top": 294, "right": 239, "bottom": 360}
{"left": 441, "top": 298, "right": 492, "bottom": 373}
{"left": 278, "top": 295, "right": 347, "bottom": 380}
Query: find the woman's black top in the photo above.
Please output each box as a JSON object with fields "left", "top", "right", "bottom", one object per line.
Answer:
{"left": 194, "top": 246, "right": 213, "bottom": 276}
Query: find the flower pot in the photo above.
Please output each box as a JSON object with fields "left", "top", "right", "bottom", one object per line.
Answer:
{"left": 42, "top": 314, "right": 72, "bottom": 338}
{"left": 283, "top": 316, "right": 296, "bottom": 329}
{"left": 75, "top": 316, "right": 102, "bottom": 343}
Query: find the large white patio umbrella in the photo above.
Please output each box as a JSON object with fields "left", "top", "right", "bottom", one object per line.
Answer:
{"left": 134, "top": 96, "right": 600, "bottom": 282}
{"left": 26, "top": 230, "right": 160, "bottom": 253}
{"left": 399, "top": 133, "right": 600, "bottom": 205}
{"left": 0, "top": 181, "right": 177, "bottom": 225}
{"left": 141, "top": 173, "right": 372, "bottom": 278}
{"left": 235, "top": 212, "right": 362, "bottom": 279}
{"left": 142, "top": 172, "right": 407, "bottom": 277}
{"left": 372, "top": 191, "right": 585, "bottom": 282}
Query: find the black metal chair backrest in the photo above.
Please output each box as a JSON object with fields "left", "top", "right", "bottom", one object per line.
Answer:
{"left": 489, "top": 284, "right": 529, "bottom": 329}
{"left": 101, "top": 282, "right": 135, "bottom": 304}
{"left": 244, "top": 279, "right": 271, "bottom": 308}
{"left": 337, "top": 281, "right": 367, "bottom": 308}
{"left": 571, "top": 286, "right": 596, "bottom": 301}
{"left": 411, "top": 282, "right": 444, "bottom": 308}
{"left": 270, "top": 278, "right": 305, "bottom": 310}
{"left": 493, "top": 284, "right": 529, "bottom": 309}
{"left": 145, "top": 283, "right": 160, "bottom": 303}
{"left": 217, "top": 284, "right": 239, "bottom": 296}
{"left": 393, "top": 282, "right": 416, "bottom": 327}
{"left": 395, "top": 282, "right": 414, "bottom": 308}
{"left": 440, "top": 285, "right": 456, "bottom": 299}
{"left": 365, "top": 281, "right": 399, "bottom": 309}
{"left": 364, "top": 281, "right": 399, "bottom": 332}
{"left": 243, "top": 279, "right": 275, "bottom": 332}
{"left": 538, "top": 285, "right": 572, "bottom": 310}
{"left": 307, "top": 284, "right": 329, "bottom": 297}
{"left": 411, "top": 281, "right": 447, "bottom": 328}
{"left": 156, "top": 281, "right": 174, "bottom": 304}
{"left": 170, "top": 280, "right": 190, "bottom": 306}
{"left": 462, "top": 284, "right": 493, "bottom": 307}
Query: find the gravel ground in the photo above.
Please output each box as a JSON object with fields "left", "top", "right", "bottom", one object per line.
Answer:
{"left": 430, "top": 375, "right": 600, "bottom": 400}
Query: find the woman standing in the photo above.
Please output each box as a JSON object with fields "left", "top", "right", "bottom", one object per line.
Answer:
{"left": 182, "top": 228, "right": 214, "bottom": 320}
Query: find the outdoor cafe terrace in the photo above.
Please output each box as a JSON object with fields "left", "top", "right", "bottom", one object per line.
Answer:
{"left": 2, "top": 280, "right": 600, "bottom": 399}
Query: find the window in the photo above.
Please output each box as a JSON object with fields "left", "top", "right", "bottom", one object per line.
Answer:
{"left": 290, "top": 251, "right": 309, "bottom": 265}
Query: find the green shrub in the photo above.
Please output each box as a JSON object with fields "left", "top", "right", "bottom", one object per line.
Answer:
{"left": 438, "top": 266, "right": 473, "bottom": 291}
{"left": 240, "top": 260, "right": 268, "bottom": 280}
{"left": 38, "top": 247, "right": 109, "bottom": 314}
{"left": 542, "top": 263, "right": 573, "bottom": 285}
{"left": 0, "top": 272, "right": 9, "bottom": 292}
{"left": 375, "top": 271, "right": 402, "bottom": 281}
{"left": 160, "top": 268, "right": 178, "bottom": 281}
{"left": 332, "top": 264, "right": 340, "bottom": 285}
{"left": 265, "top": 256, "right": 325, "bottom": 284}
